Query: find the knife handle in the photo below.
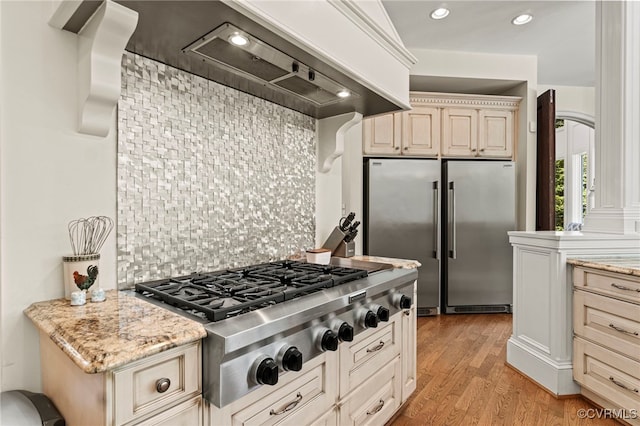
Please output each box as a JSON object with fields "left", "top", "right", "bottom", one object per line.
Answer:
{"left": 340, "top": 212, "right": 356, "bottom": 231}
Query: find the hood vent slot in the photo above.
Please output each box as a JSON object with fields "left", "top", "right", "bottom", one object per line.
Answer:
{"left": 183, "top": 23, "right": 356, "bottom": 106}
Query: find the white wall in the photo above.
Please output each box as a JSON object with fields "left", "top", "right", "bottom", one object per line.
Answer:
{"left": 0, "top": 1, "right": 117, "bottom": 392}
{"left": 341, "top": 123, "right": 364, "bottom": 254}
{"left": 538, "top": 84, "right": 595, "bottom": 118}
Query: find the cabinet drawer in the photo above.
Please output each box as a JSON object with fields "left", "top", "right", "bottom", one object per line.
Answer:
{"left": 113, "top": 342, "right": 201, "bottom": 425}
{"left": 231, "top": 359, "right": 334, "bottom": 426}
{"left": 134, "top": 396, "right": 202, "bottom": 426}
{"left": 338, "top": 356, "right": 401, "bottom": 426}
{"left": 574, "top": 337, "right": 640, "bottom": 415}
{"left": 574, "top": 290, "right": 640, "bottom": 361}
{"left": 339, "top": 316, "right": 400, "bottom": 397}
{"left": 574, "top": 267, "right": 640, "bottom": 304}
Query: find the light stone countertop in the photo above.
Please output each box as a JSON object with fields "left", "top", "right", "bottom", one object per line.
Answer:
{"left": 349, "top": 255, "right": 421, "bottom": 269}
{"left": 567, "top": 256, "right": 640, "bottom": 278}
{"left": 24, "top": 290, "right": 206, "bottom": 374}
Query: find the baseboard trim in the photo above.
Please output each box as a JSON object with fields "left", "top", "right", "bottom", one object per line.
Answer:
{"left": 507, "top": 337, "right": 581, "bottom": 396}
{"left": 504, "top": 362, "right": 580, "bottom": 399}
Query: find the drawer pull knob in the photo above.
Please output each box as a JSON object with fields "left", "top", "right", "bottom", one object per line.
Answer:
{"left": 609, "top": 376, "right": 639, "bottom": 393}
{"left": 269, "top": 392, "right": 303, "bottom": 415}
{"left": 156, "top": 378, "right": 171, "bottom": 393}
{"left": 608, "top": 323, "right": 639, "bottom": 336}
{"left": 611, "top": 283, "right": 640, "bottom": 292}
{"left": 366, "top": 341, "right": 385, "bottom": 353}
{"left": 366, "top": 399, "right": 385, "bottom": 415}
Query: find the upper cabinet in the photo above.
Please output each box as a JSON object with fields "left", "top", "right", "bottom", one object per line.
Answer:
{"left": 403, "top": 106, "right": 441, "bottom": 156}
{"left": 363, "top": 92, "right": 521, "bottom": 159}
{"left": 363, "top": 112, "right": 402, "bottom": 155}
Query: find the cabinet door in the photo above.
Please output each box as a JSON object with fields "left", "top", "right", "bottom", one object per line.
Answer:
{"left": 338, "top": 357, "right": 401, "bottom": 426}
{"left": 339, "top": 317, "right": 401, "bottom": 398}
{"left": 442, "top": 108, "right": 477, "bottom": 157}
{"left": 363, "top": 113, "right": 401, "bottom": 155}
{"left": 478, "top": 110, "right": 514, "bottom": 158}
{"left": 402, "top": 106, "right": 440, "bottom": 156}
{"left": 113, "top": 342, "right": 201, "bottom": 425}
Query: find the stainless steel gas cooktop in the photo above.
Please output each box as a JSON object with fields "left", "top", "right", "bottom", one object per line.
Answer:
{"left": 135, "top": 259, "right": 417, "bottom": 408}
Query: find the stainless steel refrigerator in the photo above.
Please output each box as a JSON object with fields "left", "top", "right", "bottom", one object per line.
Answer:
{"left": 365, "top": 159, "right": 515, "bottom": 315}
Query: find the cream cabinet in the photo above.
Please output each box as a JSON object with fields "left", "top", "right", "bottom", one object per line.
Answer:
{"left": 363, "top": 92, "right": 520, "bottom": 159}
{"left": 478, "top": 109, "right": 514, "bottom": 158}
{"left": 363, "top": 107, "right": 440, "bottom": 156}
{"left": 362, "top": 112, "right": 402, "bottom": 155}
{"left": 40, "top": 336, "right": 202, "bottom": 426}
{"left": 402, "top": 106, "right": 440, "bottom": 156}
{"left": 441, "top": 108, "right": 477, "bottom": 157}
{"left": 572, "top": 267, "right": 640, "bottom": 426}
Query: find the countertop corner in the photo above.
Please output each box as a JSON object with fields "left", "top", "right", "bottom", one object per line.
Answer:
{"left": 567, "top": 255, "right": 640, "bottom": 277}
{"left": 24, "top": 290, "right": 207, "bottom": 374}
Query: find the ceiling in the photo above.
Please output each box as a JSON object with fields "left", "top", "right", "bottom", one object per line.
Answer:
{"left": 382, "top": 0, "right": 595, "bottom": 87}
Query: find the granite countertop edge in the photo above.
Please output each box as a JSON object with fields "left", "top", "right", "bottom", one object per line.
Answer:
{"left": 24, "top": 290, "right": 207, "bottom": 374}
{"left": 349, "top": 255, "right": 421, "bottom": 269}
{"left": 567, "top": 256, "right": 640, "bottom": 278}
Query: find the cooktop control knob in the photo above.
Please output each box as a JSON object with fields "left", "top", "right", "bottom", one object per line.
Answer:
{"left": 252, "top": 356, "right": 279, "bottom": 386}
{"left": 279, "top": 346, "right": 303, "bottom": 372}
{"left": 369, "top": 304, "right": 390, "bottom": 322}
{"left": 316, "top": 329, "right": 339, "bottom": 352}
{"left": 392, "top": 293, "right": 412, "bottom": 310}
{"left": 338, "top": 322, "right": 354, "bottom": 342}
{"left": 357, "top": 308, "right": 379, "bottom": 329}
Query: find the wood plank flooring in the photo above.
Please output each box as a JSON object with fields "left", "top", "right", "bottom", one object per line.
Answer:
{"left": 392, "top": 314, "right": 617, "bottom": 426}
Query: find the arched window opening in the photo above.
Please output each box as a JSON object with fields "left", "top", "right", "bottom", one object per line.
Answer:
{"left": 554, "top": 112, "right": 595, "bottom": 231}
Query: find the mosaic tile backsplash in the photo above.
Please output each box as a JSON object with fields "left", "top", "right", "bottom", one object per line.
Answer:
{"left": 117, "top": 52, "right": 316, "bottom": 287}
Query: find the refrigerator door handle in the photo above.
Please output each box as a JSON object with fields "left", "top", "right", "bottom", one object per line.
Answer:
{"left": 448, "top": 181, "right": 456, "bottom": 259}
{"left": 433, "top": 181, "right": 439, "bottom": 260}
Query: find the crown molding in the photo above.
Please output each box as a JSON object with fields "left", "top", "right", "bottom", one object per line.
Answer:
{"left": 409, "top": 91, "right": 522, "bottom": 110}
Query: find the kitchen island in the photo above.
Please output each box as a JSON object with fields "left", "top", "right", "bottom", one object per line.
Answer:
{"left": 507, "top": 231, "right": 640, "bottom": 398}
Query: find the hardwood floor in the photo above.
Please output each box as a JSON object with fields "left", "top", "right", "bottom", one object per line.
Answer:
{"left": 392, "top": 314, "right": 617, "bottom": 426}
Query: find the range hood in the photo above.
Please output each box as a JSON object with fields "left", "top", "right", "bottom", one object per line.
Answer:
{"left": 60, "top": 0, "right": 414, "bottom": 119}
{"left": 183, "top": 23, "right": 358, "bottom": 108}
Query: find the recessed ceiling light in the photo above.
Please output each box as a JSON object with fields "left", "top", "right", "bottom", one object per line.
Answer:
{"left": 430, "top": 8, "right": 450, "bottom": 20}
{"left": 228, "top": 33, "right": 249, "bottom": 46}
{"left": 337, "top": 90, "right": 351, "bottom": 98}
{"left": 512, "top": 14, "right": 533, "bottom": 25}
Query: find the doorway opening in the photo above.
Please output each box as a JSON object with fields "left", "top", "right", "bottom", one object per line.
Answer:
{"left": 554, "top": 114, "right": 595, "bottom": 231}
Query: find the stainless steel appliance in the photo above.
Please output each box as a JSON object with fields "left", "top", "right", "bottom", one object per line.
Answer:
{"left": 134, "top": 259, "right": 416, "bottom": 408}
{"left": 365, "top": 159, "right": 515, "bottom": 315}
{"left": 365, "top": 159, "right": 440, "bottom": 316}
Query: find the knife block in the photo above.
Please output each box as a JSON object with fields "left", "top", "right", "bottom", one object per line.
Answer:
{"left": 321, "top": 227, "right": 347, "bottom": 253}
{"left": 334, "top": 241, "right": 355, "bottom": 258}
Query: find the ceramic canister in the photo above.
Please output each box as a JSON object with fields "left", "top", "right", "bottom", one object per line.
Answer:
{"left": 62, "top": 254, "right": 100, "bottom": 300}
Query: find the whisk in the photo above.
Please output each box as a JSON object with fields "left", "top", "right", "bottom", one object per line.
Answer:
{"left": 68, "top": 216, "right": 114, "bottom": 255}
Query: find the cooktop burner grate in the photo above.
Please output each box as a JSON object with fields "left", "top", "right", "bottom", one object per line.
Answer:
{"left": 135, "top": 260, "right": 368, "bottom": 321}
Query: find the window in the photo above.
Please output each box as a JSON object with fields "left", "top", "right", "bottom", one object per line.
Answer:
{"left": 555, "top": 119, "right": 594, "bottom": 230}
